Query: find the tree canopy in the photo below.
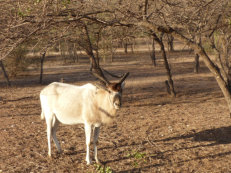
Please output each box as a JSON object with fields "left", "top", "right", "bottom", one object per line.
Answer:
{"left": 1, "top": 0, "right": 231, "bottom": 112}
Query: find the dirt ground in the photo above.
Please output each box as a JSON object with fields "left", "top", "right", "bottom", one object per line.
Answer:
{"left": 1, "top": 50, "right": 231, "bottom": 173}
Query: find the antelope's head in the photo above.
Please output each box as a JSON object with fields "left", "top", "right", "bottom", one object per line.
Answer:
{"left": 92, "top": 67, "right": 129, "bottom": 110}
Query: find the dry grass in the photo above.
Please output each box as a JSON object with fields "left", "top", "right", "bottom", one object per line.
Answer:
{"left": 1, "top": 50, "right": 231, "bottom": 172}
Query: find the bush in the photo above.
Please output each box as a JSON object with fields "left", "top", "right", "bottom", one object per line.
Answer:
{"left": 4, "top": 45, "right": 32, "bottom": 78}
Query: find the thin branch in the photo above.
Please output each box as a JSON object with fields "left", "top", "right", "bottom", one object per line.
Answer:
{"left": 209, "top": 14, "right": 222, "bottom": 38}
{"left": 143, "top": 0, "right": 148, "bottom": 20}
{"left": 160, "top": 0, "right": 181, "bottom": 6}
{"left": 0, "top": 25, "right": 42, "bottom": 61}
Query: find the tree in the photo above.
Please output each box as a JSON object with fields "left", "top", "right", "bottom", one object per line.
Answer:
{"left": 2, "top": 0, "right": 231, "bottom": 115}
{"left": 167, "top": 35, "right": 174, "bottom": 52}
{"left": 0, "top": 0, "right": 114, "bottom": 83}
{"left": 135, "top": 0, "right": 231, "bottom": 113}
{"left": 85, "top": 0, "right": 231, "bottom": 113}
{"left": 0, "top": 60, "right": 11, "bottom": 86}
{"left": 151, "top": 32, "right": 176, "bottom": 97}
{"left": 150, "top": 35, "right": 156, "bottom": 66}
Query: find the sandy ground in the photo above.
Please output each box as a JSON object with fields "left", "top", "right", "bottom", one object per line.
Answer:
{"left": 1, "top": 51, "right": 231, "bottom": 172}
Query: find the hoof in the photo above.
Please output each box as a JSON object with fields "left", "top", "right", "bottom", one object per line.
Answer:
{"left": 86, "top": 160, "right": 92, "bottom": 165}
{"left": 57, "top": 150, "right": 63, "bottom": 154}
{"left": 95, "top": 159, "right": 102, "bottom": 164}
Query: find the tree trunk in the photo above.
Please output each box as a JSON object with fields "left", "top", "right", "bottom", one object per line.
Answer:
{"left": 194, "top": 53, "right": 200, "bottom": 73}
{"left": 168, "top": 35, "right": 174, "bottom": 52}
{"left": 0, "top": 60, "right": 11, "bottom": 86}
{"left": 176, "top": 33, "right": 231, "bottom": 113}
{"left": 131, "top": 42, "right": 134, "bottom": 54}
{"left": 176, "top": 31, "right": 231, "bottom": 113}
{"left": 124, "top": 40, "right": 128, "bottom": 54}
{"left": 199, "top": 47, "right": 231, "bottom": 114}
{"left": 73, "top": 43, "right": 79, "bottom": 63}
{"left": 40, "top": 52, "right": 46, "bottom": 84}
{"left": 153, "top": 33, "right": 176, "bottom": 97}
{"left": 150, "top": 36, "right": 156, "bottom": 66}
{"left": 110, "top": 40, "right": 114, "bottom": 62}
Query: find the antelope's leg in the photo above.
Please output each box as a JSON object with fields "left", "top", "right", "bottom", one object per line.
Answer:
{"left": 93, "top": 126, "right": 100, "bottom": 163}
{"left": 51, "top": 117, "right": 61, "bottom": 153}
{"left": 85, "top": 123, "right": 92, "bottom": 165}
{"left": 46, "top": 116, "right": 53, "bottom": 157}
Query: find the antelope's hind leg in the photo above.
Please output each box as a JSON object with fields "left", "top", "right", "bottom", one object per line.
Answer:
{"left": 93, "top": 126, "right": 100, "bottom": 164}
{"left": 45, "top": 113, "right": 53, "bottom": 157}
{"left": 51, "top": 117, "right": 62, "bottom": 154}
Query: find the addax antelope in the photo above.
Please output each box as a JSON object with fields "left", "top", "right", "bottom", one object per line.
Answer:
{"left": 40, "top": 68, "right": 129, "bottom": 164}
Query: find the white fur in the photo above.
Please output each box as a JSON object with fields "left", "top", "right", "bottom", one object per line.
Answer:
{"left": 40, "top": 82, "right": 124, "bottom": 164}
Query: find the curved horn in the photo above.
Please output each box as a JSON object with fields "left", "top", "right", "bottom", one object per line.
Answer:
{"left": 91, "top": 67, "right": 110, "bottom": 85}
{"left": 102, "top": 68, "right": 123, "bottom": 78}
{"left": 118, "top": 72, "right": 129, "bottom": 84}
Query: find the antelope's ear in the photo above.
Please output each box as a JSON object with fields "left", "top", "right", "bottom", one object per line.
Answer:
{"left": 112, "top": 83, "right": 123, "bottom": 92}
{"left": 114, "top": 83, "right": 121, "bottom": 92}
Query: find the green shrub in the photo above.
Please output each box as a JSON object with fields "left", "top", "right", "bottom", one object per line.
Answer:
{"left": 94, "top": 164, "right": 113, "bottom": 173}
{"left": 126, "top": 150, "right": 147, "bottom": 167}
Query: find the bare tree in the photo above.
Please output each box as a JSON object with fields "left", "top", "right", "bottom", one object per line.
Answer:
{"left": 0, "top": 0, "right": 114, "bottom": 84}
{"left": 167, "top": 35, "right": 174, "bottom": 52}
{"left": 151, "top": 32, "right": 176, "bottom": 97}
{"left": 0, "top": 60, "right": 11, "bottom": 86}
{"left": 194, "top": 53, "right": 200, "bottom": 73}
{"left": 150, "top": 35, "right": 156, "bottom": 66}
{"left": 86, "top": 0, "right": 231, "bottom": 113}
{"left": 136, "top": 0, "right": 231, "bottom": 113}
{"left": 2, "top": 0, "right": 231, "bottom": 115}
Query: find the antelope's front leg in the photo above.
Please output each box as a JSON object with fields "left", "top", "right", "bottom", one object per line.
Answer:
{"left": 85, "top": 123, "right": 92, "bottom": 165}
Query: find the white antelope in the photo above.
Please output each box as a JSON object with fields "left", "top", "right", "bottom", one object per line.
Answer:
{"left": 40, "top": 69, "right": 129, "bottom": 165}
